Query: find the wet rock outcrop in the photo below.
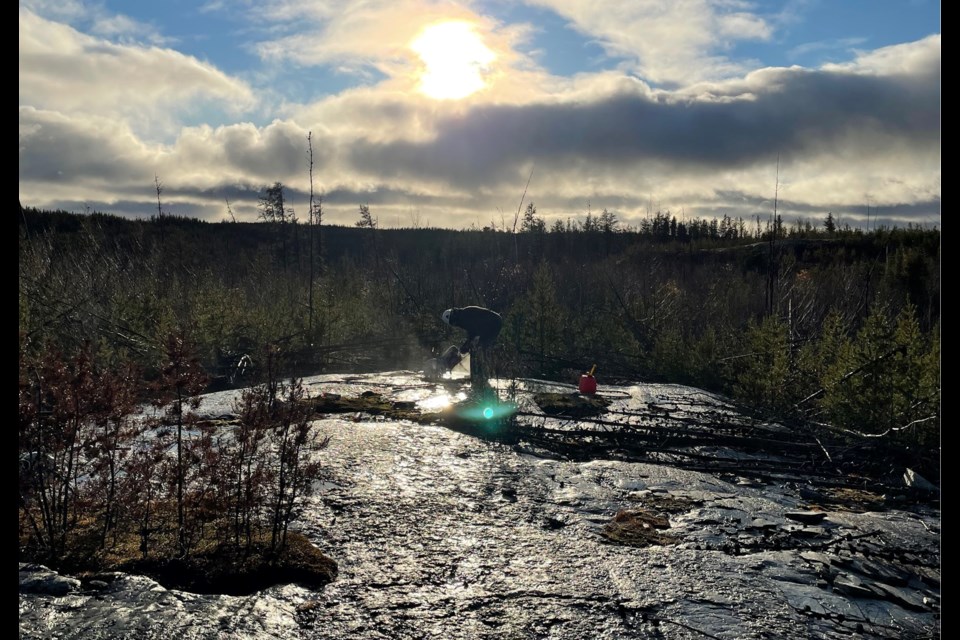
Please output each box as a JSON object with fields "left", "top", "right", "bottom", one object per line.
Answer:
{"left": 20, "top": 373, "right": 939, "bottom": 639}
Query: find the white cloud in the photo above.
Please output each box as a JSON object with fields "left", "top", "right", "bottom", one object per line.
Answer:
{"left": 787, "top": 37, "right": 866, "bottom": 61}
{"left": 20, "top": 0, "right": 87, "bottom": 22}
{"left": 19, "top": 9, "right": 256, "bottom": 138}
{"left": 526, "top": 0, "right": 773, "bottom": 85}
{"left": 199, "top": 1, "right": 228, "bottom": 14}
{"left": 89, "top": 13, "right": 162, "bottom": 43}
{"left": 823, "top": 34, "right": 941, "bottom": 76}
{"left": 253, "top": 1, "right": 476, "bottom": 67}
{"left": 20, "top": 0, "right": 168, "bottom": 43}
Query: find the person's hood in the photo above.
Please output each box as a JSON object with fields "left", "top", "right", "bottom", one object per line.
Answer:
{"left": 441, "top": 308, "right": 452, "bottom": 325}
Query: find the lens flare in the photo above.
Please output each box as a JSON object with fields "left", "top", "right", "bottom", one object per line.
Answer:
{"left": 457, "top": 400, "right": 516, "bottom": 423}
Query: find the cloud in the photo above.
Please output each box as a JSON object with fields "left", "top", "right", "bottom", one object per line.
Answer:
{"left": 19, "top": 102, "right": 389, "bottom": 224}
{"left": 19, "top": 8, "right": 255, "bottom": 138}
{"left": 88, "top": 13, "right": 162, "bottom": 42}
{"left": 249, "top": 0, "right": 538, "bottom": 100}
{"left": 254, "top": 1, "right": 480, "bottom": 69}
{"left": 20, "top": 0, "right": 88, "bottom": 22}
{"left": 787, "top": 37, "right": 867, "bottom": 62}
{"left": 823, "top": 34, "right": 941, "bottom": 76}
{"left": 164, "top": 120, "right": 321, "bottom": 188}
{"left": 17, "top": 2, "right": 940, "bottom": 230}
{"left": 525, "top": 0, "right": 774, "bottom": 84}
{"left": 20, "top": 0, "right": 168, "bottom": 43}
{"left": 300, "top": 32, "right": 938, "bottom": 225}
{"left": 19, "top": 107, "right": 153, "bottom": 185}
{"left": 338, "top": 39, "right": 939, "bottom": 190}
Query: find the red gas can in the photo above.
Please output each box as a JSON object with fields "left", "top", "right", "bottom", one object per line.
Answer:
{"left": 578, "top": 364, "right": 598, "bottom": 394}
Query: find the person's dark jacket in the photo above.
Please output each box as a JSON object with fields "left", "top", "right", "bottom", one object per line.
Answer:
{"left": 447, "top": 306, "right": 502, "bottom": 351}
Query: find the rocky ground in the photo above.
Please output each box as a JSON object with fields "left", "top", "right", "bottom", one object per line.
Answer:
{"left": 20, "top": 372, "right": 940, "bottom": 639}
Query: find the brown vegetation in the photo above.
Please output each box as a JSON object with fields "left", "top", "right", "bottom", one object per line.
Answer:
{"left": 601, "top": 509, "right": 675, "bottom": 547}
{"left": 19, "top": 334, "right": 333, "bottom": 594}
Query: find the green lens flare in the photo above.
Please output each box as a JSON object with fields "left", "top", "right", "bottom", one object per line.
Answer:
{"left": 456, "top": 401, "right": 516, "bottom": 423}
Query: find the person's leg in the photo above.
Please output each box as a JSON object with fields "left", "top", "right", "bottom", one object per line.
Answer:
{"left": 474, "top": 332, "right": 499, "bottom": 386}
{"left": 471, "top": 345, "right": 485, "bottom": 387}
{"left": 459, "top": 337, "right": 479, "bottom": 382}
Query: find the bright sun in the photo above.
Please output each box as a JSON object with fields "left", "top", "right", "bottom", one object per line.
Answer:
{"left": 411, "top": 21, "right": 495, "bottom": 100}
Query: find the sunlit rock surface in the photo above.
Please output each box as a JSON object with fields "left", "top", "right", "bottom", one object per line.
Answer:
{"left": 20, "top": 372, "right": 940, "bottom": 639}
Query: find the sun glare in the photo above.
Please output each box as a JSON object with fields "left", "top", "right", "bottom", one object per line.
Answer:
{"left": 411, "top": 21, "right": 495, "bottom": 100}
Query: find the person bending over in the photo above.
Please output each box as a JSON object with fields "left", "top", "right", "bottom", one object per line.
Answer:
{"left": 440, "top": 306, "right": 502, "bottom": 383}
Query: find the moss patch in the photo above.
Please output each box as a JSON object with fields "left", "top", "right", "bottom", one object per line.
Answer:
{"left": 306, "top": 391, "right": 422, "bottom": 420}
{"left": 807, "top": 486, "right": 888, "bottom": 513}
{"left": 601, "top": 509, "right": 675, "bottom": 547}
{"left": 533, "top": 392, "right": 610, "bottom": 418}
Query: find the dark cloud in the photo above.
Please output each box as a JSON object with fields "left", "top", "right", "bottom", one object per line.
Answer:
{"left": 215, "top": 122, "right": 313, "bottom": 179}
{"left": 19, "top": 110, "right": 325, "bottom": 198}
{"left": 705, "top": 190, "right": 940, "bottom": 224}
{"left": 19, "top": 108, "right": 148, "bottom": 184}
{"left": 320, "top": 187, "right": 480, "bottom": 208}
{"left": 346, "top": 57, "right": 939, "bottom": 189}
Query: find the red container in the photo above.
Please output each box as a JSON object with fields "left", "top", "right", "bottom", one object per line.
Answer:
{"left": 578, "top": 374, "right": 597, "bottom": 395}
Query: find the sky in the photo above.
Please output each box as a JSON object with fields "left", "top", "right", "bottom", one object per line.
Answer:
{"left": 19, "top": 0, "right": 940, "bottom": 229}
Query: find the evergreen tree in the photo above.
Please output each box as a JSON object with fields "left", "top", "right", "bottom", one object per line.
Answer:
{"left": 520, "top": 202, "right": 546, "bottom": 233}
{"left": 356, "top": 204, "right": 377, "bottom": 229}
{"left": 824, "top": 212, "right": 836, "bottom": 234}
